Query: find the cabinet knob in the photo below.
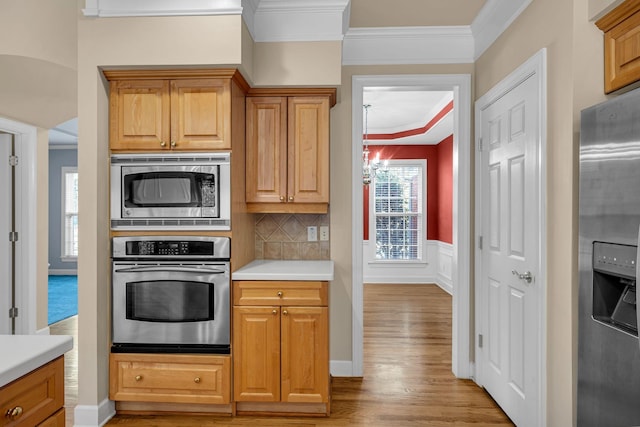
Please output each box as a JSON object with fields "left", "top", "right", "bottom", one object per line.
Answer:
{"left": 5, "top": 406, "right": 23, "bottom": 420}
{"left": 170, "top": 140, "right": 176, "bottom": 147}
{"left": 135, "top": 375, "right": 142, "bottom": 381}
{"left": 280, "top": 196, "right": 285, "bottom": 202}
{"left": 277, "top": 291, "right": 283, "bottom": 297}
{"left": 272, "top": 309, "right": 278, "bottom": 315}
{"left": 194, "top": 377, "right": 201, "bottom": 384}
{"left": 283, "top": 310, "right": 288, "bottom": 315}
{"left": 288, "top": 196, "right": 294, "bottom": 202}
{"left": 160, "top": 141, "right": 166, "bottom": 147}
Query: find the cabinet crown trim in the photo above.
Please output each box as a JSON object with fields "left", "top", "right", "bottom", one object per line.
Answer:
{"left": 596, "top": 0, "right": 640, "bottom": 31}
{"left": 103, "top": 68, "right": 250, "bottom": 92}
{"left": 247, "top": 87, "right": 337, "bottom": 107}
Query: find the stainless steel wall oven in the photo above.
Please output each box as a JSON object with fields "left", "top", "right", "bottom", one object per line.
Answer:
{"left": 111, "top": 236, "right": 230, "bottom": 354}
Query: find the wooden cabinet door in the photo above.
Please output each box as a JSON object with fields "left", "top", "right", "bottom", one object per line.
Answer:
{"left": 287, "top": 97, "right": 330, "bottom": 204}
{"left": 281, "top": 306, "right": 329, "bottom": 403}
{"left": 110, "top": 80, "right": 170, "bottom": 151}
{"left": 170, "top": 79, "right": 231, "bottom": 150}
{"left": 245, "top": 97, "right": 288, "bottom": 203}
{"left": 233, "top": 306, "right": 281, "bottom": 402}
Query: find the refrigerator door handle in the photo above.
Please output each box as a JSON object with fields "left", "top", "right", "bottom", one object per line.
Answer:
{"left": 637, "top": 224, "right": 640, "bottom": 346}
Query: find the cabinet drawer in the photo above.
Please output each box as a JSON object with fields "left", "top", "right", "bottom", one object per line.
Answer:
{"left": 36, "top": 408, "right": 65, "bottom": 427}
{"left": 234, "top": 281, "right": 328, "bottom": 306}
{"left": 0, "top": 357, "right": 64, "bottom": 427}
{"left": 110, "top": 353, "right": 230, "bottom": 404}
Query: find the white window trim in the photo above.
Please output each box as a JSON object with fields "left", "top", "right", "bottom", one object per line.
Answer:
{"left": 368, "top": 159, "right": 427, "bottom": 264}
{"left": 61, "top": 166, "right": 78, "bottom": 262}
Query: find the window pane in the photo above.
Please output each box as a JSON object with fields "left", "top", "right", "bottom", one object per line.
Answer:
{"left": 373, "top": 162, "right": 424, "bottom": 261}
{"left": 63, "top": 170, "right": 78, "bottom": 258}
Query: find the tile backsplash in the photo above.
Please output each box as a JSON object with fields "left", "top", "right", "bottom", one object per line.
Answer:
{"left": 255, "top": 213, "right": 330, "bottom": 260}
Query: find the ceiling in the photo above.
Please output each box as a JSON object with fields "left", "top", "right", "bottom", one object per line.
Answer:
{"left": 49, "top": 0, "right": 503, "bottom": 146}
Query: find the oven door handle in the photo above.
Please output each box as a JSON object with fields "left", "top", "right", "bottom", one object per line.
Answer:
{"left": 114, "top": 265, "right": 227, "bottom": 274}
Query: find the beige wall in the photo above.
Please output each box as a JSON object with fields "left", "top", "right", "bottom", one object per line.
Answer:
{"left": 36, "top": 129, "right": 49, "bottom": 330}
{"left": 252, "top": 41, "right": 342, "bottom": 86}
{"left": 475, "top": 0, "right": 606, "bottom": 425}
{"left": 0, "top": 0, "right": 77, "bottom": 128}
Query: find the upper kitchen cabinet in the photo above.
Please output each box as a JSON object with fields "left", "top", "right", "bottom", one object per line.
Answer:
{"left": 596, "top": 0, "right": 640, "bottom": 93}
{"left": 105, "top": 69, "right": 249, "bottom": 151}
{"left": 245, "top": 88, "right": 336, "bottom": 213}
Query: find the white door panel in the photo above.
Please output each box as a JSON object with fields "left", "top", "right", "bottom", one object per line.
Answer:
{"left": 478, "top": 69, "right": 541, "bottom": 427}
{"left": 0, "top": 133, "right": 12, "bottom": 334}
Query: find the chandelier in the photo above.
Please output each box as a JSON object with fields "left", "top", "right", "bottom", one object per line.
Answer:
{"left": 362, "top": 104, "right": 386, "bottom": 185}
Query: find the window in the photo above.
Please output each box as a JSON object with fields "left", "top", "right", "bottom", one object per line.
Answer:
{"left": 371, "top": 160, "right": 425, "bottom": 261}
{"left": 61, "top": 167, "right": 78, "bottom": 260}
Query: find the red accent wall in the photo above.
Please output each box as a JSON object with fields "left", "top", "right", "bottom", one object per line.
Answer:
{"left": 363, "top": 136, "right": 453, "bottom": 244}
{"left": 436, "top": 135, "right": 453, "bottom": 244}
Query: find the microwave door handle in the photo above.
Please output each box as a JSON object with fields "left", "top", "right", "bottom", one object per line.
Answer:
{"left": 114, "top": 265, "right": 227, "bottom": 274}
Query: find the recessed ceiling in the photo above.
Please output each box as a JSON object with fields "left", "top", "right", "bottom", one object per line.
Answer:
{"left": 363, "top": 89, "right": 453, "bottom": 145}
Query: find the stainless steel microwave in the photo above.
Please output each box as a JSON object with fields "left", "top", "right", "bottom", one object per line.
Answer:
{"left": 110, "top": 153, "right": 231, "bottom": 230}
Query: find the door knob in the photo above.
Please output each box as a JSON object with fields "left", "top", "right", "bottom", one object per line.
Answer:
{"left": 512, "top": 269, "right": 533, "bottom": 284}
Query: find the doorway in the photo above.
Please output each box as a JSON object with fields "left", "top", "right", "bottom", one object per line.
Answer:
{"left": 351, "top": 74, "right": 472, "bottom": 378}
{"left": 0, "top": 117, "right": 39, "bottom": 335}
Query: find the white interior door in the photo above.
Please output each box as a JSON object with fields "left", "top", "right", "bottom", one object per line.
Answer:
{"left": 476, "top": 60, "right": 543, "bottom": 426}
{"left": 0, "top": 133, "right": 13, "bottom": 334}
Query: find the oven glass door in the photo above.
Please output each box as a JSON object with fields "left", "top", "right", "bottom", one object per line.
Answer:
{"left": 112, "top": 262, "right": 230, "bottom": 348}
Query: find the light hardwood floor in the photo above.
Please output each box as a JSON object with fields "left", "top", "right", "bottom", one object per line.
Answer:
{"left": 51, "top": 284, "right": 514, "bottom": 426}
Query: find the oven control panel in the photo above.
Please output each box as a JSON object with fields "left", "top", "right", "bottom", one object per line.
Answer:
{"left": 112, "top": 236, "right": 230, "bottom": 259}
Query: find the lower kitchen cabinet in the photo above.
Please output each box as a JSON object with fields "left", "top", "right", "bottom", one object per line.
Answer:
{"left": 109, "top": 353, "right": 231, "bottom": 405}
{"left": 233, "top": 280, "right": 329, "bottom": 414}
{"left": 0, "top": 357, "right": 65, "bottom": 427}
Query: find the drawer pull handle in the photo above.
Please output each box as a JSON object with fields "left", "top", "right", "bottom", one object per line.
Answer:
{"left": 277, "top": 291, "right": 283, "bottom": 297}
{"left": 6, "top": 406, "right": 23, "bottom": 420}
{"left": 194, "top": 377, "right": 201, "bottom": 383}
{"left": 288, "top": 196, "right": 294, "bottom": 202}
{"left": 283, "top": 310, "right": 288, "bottom": 315}
{"left": 272, "top": 309, "right": 278, "bottom": 315}
{"left": 135, "top": 375, "right": 143, "bottom": 381}
{"left": 170, "top": 140, "right": 176, "bottom": 147}
{"left": 160, "top": 141, "right": 166, "bottom": 147}
{"left": 280, "top": 196, "right": 285, "bottom": 202}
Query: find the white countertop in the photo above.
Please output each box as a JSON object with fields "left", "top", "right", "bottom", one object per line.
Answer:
{"left": 0, "top": 334, "right": 73, "bottom": 387}
{"left": 233, "top": 260, "right": 334, "bottom": 281}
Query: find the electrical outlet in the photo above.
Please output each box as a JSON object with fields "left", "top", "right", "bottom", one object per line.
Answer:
{"left": 320, "top": 226, "right": 329, "bottom": 241}
{"left": 307, "top": 226, "right": 318, "bottom": 241}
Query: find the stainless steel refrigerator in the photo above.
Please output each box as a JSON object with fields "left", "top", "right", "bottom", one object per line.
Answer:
{"left": 579, "top": 88, "right": 640, "bottom": 426}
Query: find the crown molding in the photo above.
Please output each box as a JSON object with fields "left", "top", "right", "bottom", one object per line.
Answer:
{"left": 82, "top": 0, "right": 243, "bottom": 17}
{"left": 342, "top": 26, "right": 474, "bottom": 66}
{"left": 245, "top": 0, "right": 350, "bottom": 42}
{"left": 472, "top": 0, "right": 533, "bottom": 59}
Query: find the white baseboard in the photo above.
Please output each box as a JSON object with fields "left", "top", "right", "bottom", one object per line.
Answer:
{"left": 74, "top": 399, "right": 116, "bottom": 427}
{"left": 330, "top": 360, "right": 355, "bottom": 377}
{"left": 48, "top": 269, "right": 78, "bottom": 275}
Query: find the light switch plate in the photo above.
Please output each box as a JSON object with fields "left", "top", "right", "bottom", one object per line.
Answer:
{"left": 307, "top": 226, "right": 318, "bottom": 241}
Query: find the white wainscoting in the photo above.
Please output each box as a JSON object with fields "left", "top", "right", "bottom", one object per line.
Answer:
{"left": 362, "top": 240, "right": 453, "bottom": 295}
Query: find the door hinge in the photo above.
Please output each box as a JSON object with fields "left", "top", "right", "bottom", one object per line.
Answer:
{"left": 477, "top": 138, "right": 483, "bottom": 152}
{"left": 9, "top": 307, "right": 18, "bottom": 319}
{"left": 9, "top": 155, "right": 18, "bottom": 166}
{"left": 9, "top": 231, "right": 18, "bottom": 242}
{"left": 478, "top": 236, "right": 483, "bottom": 250}
{"left": 478, "top": 334, "right": 483, "bottom": 348}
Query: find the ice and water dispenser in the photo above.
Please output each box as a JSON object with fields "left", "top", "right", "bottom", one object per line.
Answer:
{"left": 592, "top": 242, "right": 638, "bottom": 336}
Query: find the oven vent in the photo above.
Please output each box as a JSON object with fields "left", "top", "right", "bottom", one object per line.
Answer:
{"left": 111, "top": 219, "right": 231, "bottom": 230}
{"left": 111, "top": 154, "right": 230, "bottom": 164}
